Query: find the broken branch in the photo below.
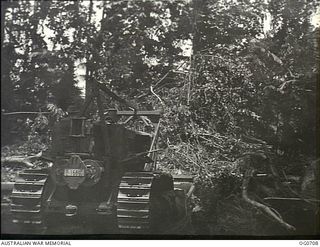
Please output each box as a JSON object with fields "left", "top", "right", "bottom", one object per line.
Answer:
{"left": 1, "top": 152, "right": 42, "bottom": 167}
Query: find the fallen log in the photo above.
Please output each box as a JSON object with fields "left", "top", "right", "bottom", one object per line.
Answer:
{"left": 1, "top": 152, "right": 42, "bottom": 167}
{"left": 242, "top": 168, "right": 296, "bottom": 231}
{"left": 264, "top": 197, "right": 320, "bottom": 203}
{"left": 2, "top": 111, "right": 50, "bottom": 116}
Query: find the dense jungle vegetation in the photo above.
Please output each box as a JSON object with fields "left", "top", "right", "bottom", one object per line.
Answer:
{"left": 1, "top": 0, "right": 319, "bottom": 236}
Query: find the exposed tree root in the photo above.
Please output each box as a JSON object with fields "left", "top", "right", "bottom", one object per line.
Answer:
{"left": 242, "top": 168, "right": 296, "bottom": 232}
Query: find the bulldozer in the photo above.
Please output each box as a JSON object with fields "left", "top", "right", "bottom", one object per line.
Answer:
{"left": 9, "top": 80, "right": 194, "bottom": 235}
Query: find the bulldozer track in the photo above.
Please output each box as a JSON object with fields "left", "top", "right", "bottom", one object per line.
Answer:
{"left": 10, "top": 169, "right": 48, "bottom": 229}
{"left": 117, "top": 172, "right": 154, "bottom": 233}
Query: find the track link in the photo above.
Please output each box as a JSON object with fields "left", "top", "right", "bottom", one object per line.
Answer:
{"left": 10, "top": 169, "right": 48, "bottom": 228}
{"left": 117, "top": 172, "right": 154, "bottom": 234}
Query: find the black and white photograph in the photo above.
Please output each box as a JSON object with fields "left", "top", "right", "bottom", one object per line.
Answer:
{"left": 1, "top": 0, "right": 319, "bottom": 239}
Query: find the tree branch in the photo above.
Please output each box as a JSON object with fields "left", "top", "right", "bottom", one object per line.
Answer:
{"left": 2, "top": 112, "right": 50, "bottom": 116}
{"left": 1, "top": 152, "right": 42, "bottom": 167}
{"left": 242, "top": 168, "right": 296, "bottom": 231}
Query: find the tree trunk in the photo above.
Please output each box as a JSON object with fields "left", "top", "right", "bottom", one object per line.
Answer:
{"left": 1, "top": 1, "right": 7, "bottom": 49}
{"left": 85, "top": 1, "right": 107, "bottom": 101}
